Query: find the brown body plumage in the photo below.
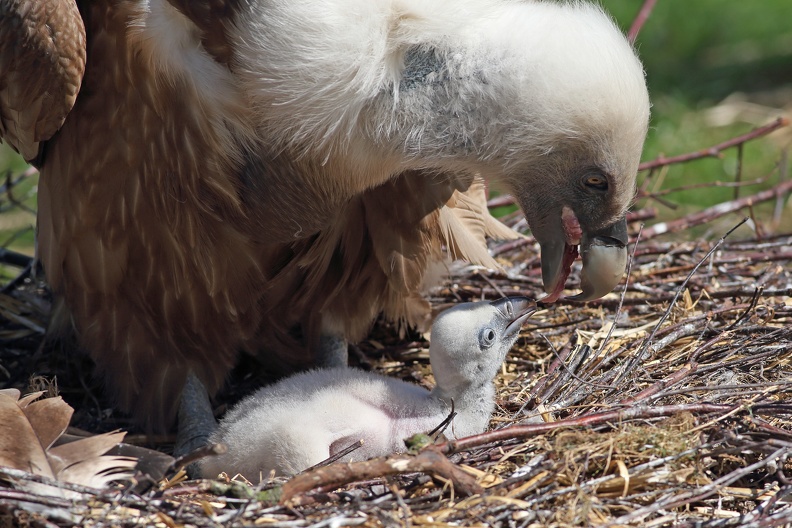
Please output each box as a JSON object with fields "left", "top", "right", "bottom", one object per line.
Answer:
{"left": 1, "top": 0, "right": 650, "bottom": 429}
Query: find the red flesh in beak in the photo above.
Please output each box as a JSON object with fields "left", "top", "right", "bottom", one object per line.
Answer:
{"left": 539, "top": 207, "right": 582, "bottom": 303}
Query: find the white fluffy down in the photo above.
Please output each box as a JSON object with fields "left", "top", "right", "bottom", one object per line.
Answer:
{"left": 199, "top": 300, "right": 520, "bottom": 479}
{"left": 231, "top": 0, "right": 649, "bottom": 179}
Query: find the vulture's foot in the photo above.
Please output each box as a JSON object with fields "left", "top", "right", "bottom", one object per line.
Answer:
{"left": 317, "top": 334, "right": 349, "bottom": 368}
{"left": 174, "top": 372, "right": 217, "bottom": 477}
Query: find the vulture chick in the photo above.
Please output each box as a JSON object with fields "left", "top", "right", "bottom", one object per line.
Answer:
{"left": 199, "top": 297, "right": 536, "bottom": 478}
{"left": 0, "top": 0, "right": 650, "bottom": 430}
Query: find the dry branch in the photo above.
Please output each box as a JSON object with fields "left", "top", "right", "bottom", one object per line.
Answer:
{"left": 280, "top": 446, "right": 483, "bottom": 505}
{"left": 627, "top": 0, "right": 658, "bottom": 44}
{"left": 638, "top": 117, "right": 789, "bottom": 171}
{"left": 640, "top": 179, "right": 792, "bottom": 240}
{"left": 438, "top": 403, "right": 792, "bottom": 454}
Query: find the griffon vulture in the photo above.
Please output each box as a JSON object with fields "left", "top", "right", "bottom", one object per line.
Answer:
{"left": 0, "top": 0, "right": 650, "bottom": 430}
{"left": 199, "top": 297, "right": 536, "bottom": 477}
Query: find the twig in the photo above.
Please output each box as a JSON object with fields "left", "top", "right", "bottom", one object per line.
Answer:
{"left": 522, "top": 336, "right": 576, "bottom": 411}
{"left": 2, "top": 169, "right": 37, "bottom": 216}
{"left": 0, "top": 489, "right": 73, "bottom": 509}
{"left": 539, "top": 341, "right": 587, "bottom": 400}
{"left": 637, "top": 172, "right": 771, "bottom": 200}
{"left": 639, "top": 180, "right": 792, "bottom": 240}
{"left": 615, "top": 446, "right": 792, "bottom": 523}
{"left": 470, "top": 284, "right": 791, "bottom": 309}
{"left": 520, "top": 445, "right": 707, "bottom": 506}
{"left": 169, "top": 443, "right": 227, "bottom": 473}
{"left": 304, "top": 440, "right": 364, "bottom": 472}
{"left": 648, "top": 381, "right": 792, "bottom": 404}
{"left": 627, "top": 0, "right": 658, "bottom": 43}
{"left": 726, "top": 286, "right": 763, "bottom": 330}
{"left": 428, "top": 405, "right": 457, "bottom": 438}
{"left": 0, "top": 467, "right": 106, "bottom": 497}
{"left": 734, "top": 143, "right": 745, "bottom": 200}
{"left": 0, "top": 247, "right": 32, "bottom": 268}
{"left": 598, "top": 224, "right": 643, "bottom": 356}
{"left": 614, "top": 218, "right": 747, "bottom": 384}
{"left": 438, "top": 403, "right": 792, "bottom": 455}
{"left": 1, "top": 259, "right": 34, "bottom": 294}
{"left": 638, "top": 117, "right": 789, "bottom": 171}
{"left": 619, "top": 361, "right": 698, "bottom": 406}
{"left": 279, "top": 447, "right": 483, "bottom": 505}
{"left": 774, "top": 149, "right": 788, "bottom": 226}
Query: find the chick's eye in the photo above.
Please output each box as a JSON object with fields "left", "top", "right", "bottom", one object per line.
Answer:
{"left": 479, "top": 328, "right": 496, "bottom": 349}
{"left": 584, "top": 173, "right": 608, "bottom": 191}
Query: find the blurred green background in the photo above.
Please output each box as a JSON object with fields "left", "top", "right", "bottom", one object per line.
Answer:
{"left": 1, "top": 0, "right": 791, "bottom": 261}
{"left": 605, "top": 0, "right": 792, "bottom": 226}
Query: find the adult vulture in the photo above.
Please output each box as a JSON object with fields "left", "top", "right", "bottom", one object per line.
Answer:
{"left": 0, "top": 0, "right": 650, "bottom": 430}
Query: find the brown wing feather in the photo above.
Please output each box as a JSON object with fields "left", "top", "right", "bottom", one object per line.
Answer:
{"left": 0, "top": 0, "right": 85, "bottom": 162}
{"left": 38, "top": 1, "right": 266, "bottom": 430}
{"left": 259, "top": 171, "right": 517, "bottom": 359}
{"left": 164, "top": 0, "right": 241, "bottom": 65}
{"left": 31, "top": 0, "right": 522, "bottom": 432}
{"left": 440, "top": 178, "right": 523, "bottom": 268}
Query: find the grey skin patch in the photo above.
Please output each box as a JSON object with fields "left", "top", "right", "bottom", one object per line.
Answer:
{"left": 400, "top": 46, "right": 490, "bottom": 93}
{"left": 388, "top": 46, "right": 498, "bottom": 160}
{"left": 400, "top": 46, "right": 448, "bottom": 91}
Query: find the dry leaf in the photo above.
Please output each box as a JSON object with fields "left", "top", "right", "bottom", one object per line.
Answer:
{"left": 0, "top": 389, "right": 135, "bottom": 496}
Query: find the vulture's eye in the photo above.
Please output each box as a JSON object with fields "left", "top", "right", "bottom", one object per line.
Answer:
{"left": 479, "top": 328, "right": 496, "bottom": 349}
{"left": 584, "top": 173, "right": 608, "bottom": 191}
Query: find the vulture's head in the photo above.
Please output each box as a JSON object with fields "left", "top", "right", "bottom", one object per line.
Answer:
{"left": 232, "top": 0, "right": 650, "bottom": 301}
{"left": 484, "top": 5, "right": 650, "bottom": 302}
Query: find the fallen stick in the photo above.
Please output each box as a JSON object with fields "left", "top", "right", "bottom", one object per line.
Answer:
{"left": 640, "top": 179, "right": 792, "bottom": 240}
{"left": 638, "top": 117, "right": 789, "bottom": 171}
{"left": 437, "top": 403, "right": 792, "bottom": 455}
{"left": 279, "top": 446, "right": 483, "bottom": 505}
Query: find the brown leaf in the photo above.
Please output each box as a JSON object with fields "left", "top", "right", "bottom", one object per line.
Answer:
{"left": 0, "top": 392, "right": 135, "bottom": 496}
{"left": 0, "top": 393, "right": 55, "bottom": 479}
{"left": 22, "top": 397, "right": 73, "bottom": 450}
{"left": 17, "top": 391, "right": 46, "bottom": 408}
{"left": 0, "top": 389, "right": 20, "bottom": 400}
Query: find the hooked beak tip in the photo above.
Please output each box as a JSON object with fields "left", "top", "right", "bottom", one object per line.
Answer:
{"left": 567, "top": 237, "right": 628, "bottom": 302}
{"left": 538, "top": 216, "right": 629, "bottom": 303}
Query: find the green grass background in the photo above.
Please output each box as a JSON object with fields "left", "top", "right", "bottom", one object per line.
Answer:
{"left": 2, "top": 0, "right": 791, "bottom": 256}
{"left": 606, "top": 0, "right": 791, "bottom": 220}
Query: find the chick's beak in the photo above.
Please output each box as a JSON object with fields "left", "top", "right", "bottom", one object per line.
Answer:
{"left": 489, "top": 296, "right": 537, "bottom": 337}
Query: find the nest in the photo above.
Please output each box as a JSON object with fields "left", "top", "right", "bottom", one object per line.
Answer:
{"left": 0, "top": 124, "right": 791, "bottom": 528}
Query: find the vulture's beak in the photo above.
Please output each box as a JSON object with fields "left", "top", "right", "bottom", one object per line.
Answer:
{"left": 539, "top": 215, "right": 628, "bottom": 303}
{"left": 489, "top": 296, "right": 537, "bottom": 337}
